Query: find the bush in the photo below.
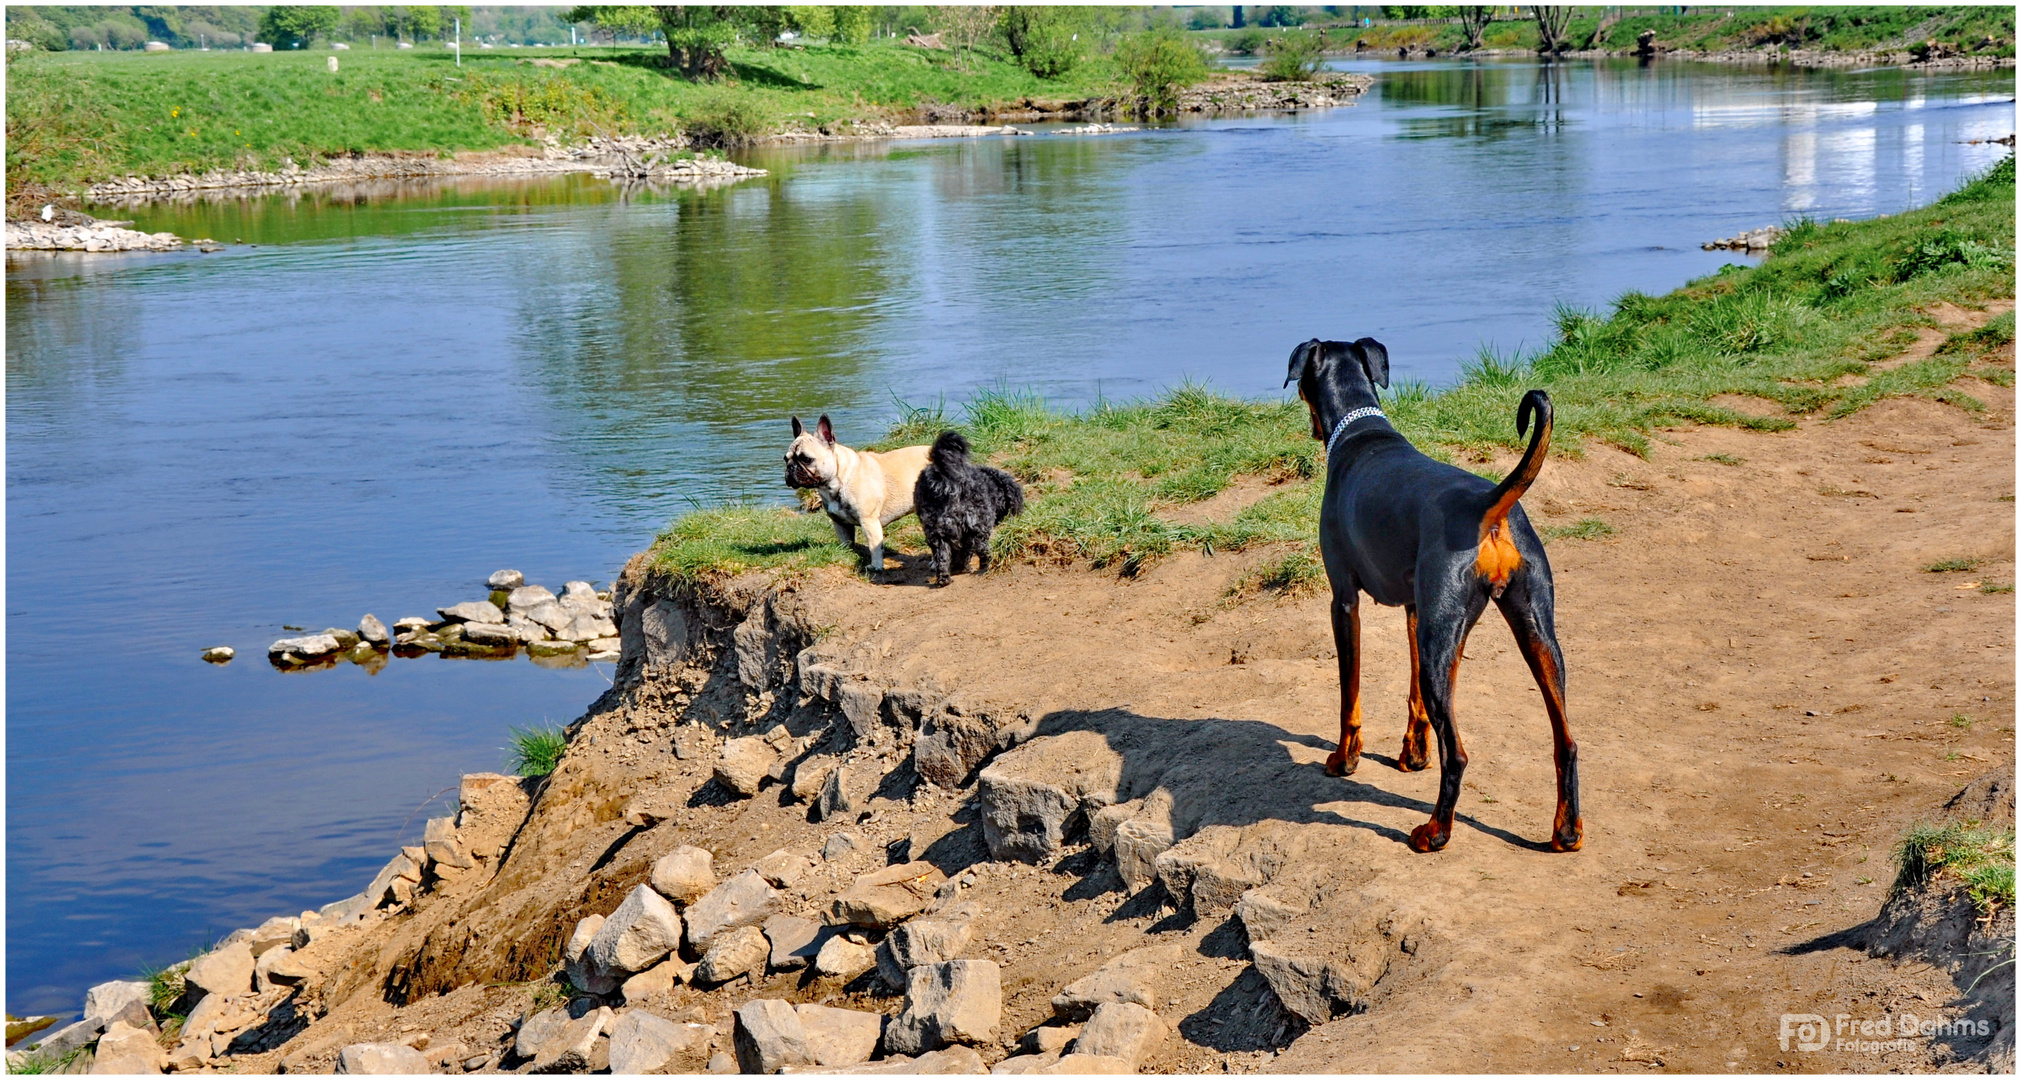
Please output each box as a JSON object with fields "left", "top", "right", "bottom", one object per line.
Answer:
{"left": 684, "top": 91, "right": 777, "bottom": 147}
{"left": 1115, "top": 27, "right": 1209, "bottom": 115}
{"left": 1226, "top": 28, "right": 1267, "bottom": 54}
{"left": 1259, "top": 30, "right": 1326, "bottom": 81}
{"left": 997, "top": 6, "right": 1083, "bottom": 78}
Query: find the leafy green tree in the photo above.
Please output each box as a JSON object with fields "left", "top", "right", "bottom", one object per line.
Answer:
{"left": 1255, "top": 5, "right": 1303, "bottom": 28}
{"left": 832, "top": 5, "right": 873, "bottom": 44}
{"left": 258, "top": 6, "right": 339, "bottom": 48}
{"left": 1258, "top": 29, "right": 1325, "bottom": 79}
{"left": 565, "top": 6, "right": 781, "bottom": 79}
{"left": 789, "top": 6, "right": 835, "bottom": 39}
{"left": 1187, "top": 8, "right": 1227, "bottom": 31}
{"left": 1115, "top": 26, "right": 1209, "bottom": 116}
{"left": 997, "top": 6, "right": 1082, "bottom": 78}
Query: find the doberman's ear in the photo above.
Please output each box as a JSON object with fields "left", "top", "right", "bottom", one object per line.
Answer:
{"left": 816, "top": 415, "right": 836, "bottom": 444}
{"left": 791, "top": 416, "right": 805, "bottom": 438}
{"left": 1284, "top": 338, "right": 1323, "bottom": 389}
{"left": 1353, "top": 337, "right": 1390, "bottom": 390}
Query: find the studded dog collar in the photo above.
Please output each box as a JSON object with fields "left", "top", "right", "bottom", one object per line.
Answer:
{"left": 1325, "top": 406, "right": 1387, "bottom": 460}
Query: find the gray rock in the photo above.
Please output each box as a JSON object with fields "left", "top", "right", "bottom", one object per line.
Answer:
{"left": 254, "top": 944, "right": 297, "bottom": 992}
{"left": 715, "top": 737, "right": 777, "bottom": 797}
{"left": 462, "top": 621, "right": 521, "bottom": 647}
{"left": 763, "top": 914, "right": 824, "bottom": 972}
{"left": 884, "top": 960, "right": 1001, "bottom": 1055}
{"left": 560, "top": 612, "right": 618, "bottom": 643}
{"left": 91, "top": 1021, "right": 167, "bottom": 1074}
{"left": 1247, "top": 939, "right": 1356, "bottom": 1025}
{"left": 608, "top": 1010, "right": 705, "bottom": 1074}
{"left": 791, "top": 755, "right": 840, "bottom": 803}
{"left": 82, "top": 981, "right": 151, "bottom": 1025}
{"left": 424, "top": 816, "right": 473, "bottom": 869}
{"left": 734, "top": 999, "right": 813, "bottom": 1074}
{"left": 321, "top": 627, "right": 362, "bottom": 648}
{"left": 795, "top": 1004, "right": 883, "bottom": 1067}
{"left": 185, "top": 941, "right": 255, "bottom": 999}
{"left": 818, "top": 762, "right": 877, "bottom": 822}
{"left": 392, "top": 616, "right": 431, "bottom": 634}
{"left": 507, "top": 584, "right": 557, "bottom": 613}
{"left": 620, "top": 959, "right": 691, "bottom": 1002}
{"left": 822, "top": 831, "right": 865, "bottom": 862}
{"left": 989, "top": 1052, "right": 1062, "bottom": 1074}
{"left": 734, "top": 607, "right": 780, "bottom": 690}
{"left": 1049, "top": 945, "right": 1180, "bottom": 1021}
{"left": 531, "top": 1006, "right": 609, "bottom": 1073}
{"left": 1233, "top": 886, "right": 1305, "bottom": 943}
{"left": 707, "top": 1050, "right": 738, "bottom": 1073}
{"left": 587, "top": 885, "right": 683, "bottom": 975}
{"left": 365, "top": 852, "right": 422, "bottom": 906}
{"left": 267, "top": 634, "right": 340, "bottom": 662}
{"left": 836, "top": 681, "right": 885, "bottom": 742}
{"left": 790, "top": 1045, "right": 988, "bottom": 1074}
{"left": 650, "top": 845, "right": 716, "bottom": 905}
{"left": 28, "top": 1017, "right": 104, "bottom": 1058}
{"left": 1022, "top": 1026, "right": 1080, "bottom": 1055}
{"left": 1043, "top": 1053, "right": 1133, "bottom": 1074}
{"left": 976, "top": 766, "right": 1080, "bottom": 863}
{"left": 487, "top": 569, "right": 525, "bottom": 591}
{"left": 334, "top": 1042, "right": 430, "bottom": 1074}
{"left": 685, "top": 869, "right": 781, "bottom": 952}
{"left": 697, "top": 924, "right": 770, "bottom": 984}
{"left": 564, "top": 914, "right": 619, "bottom": 996}
{"left": 814, "top": 935, "right": 877, "bottom": 980}
{"left": 523, "top": 599, "right": 572, "bottom": 633}
{"left": 877, "top": 908, "right": 975, "bottom": 988}
{"left": 831, "top": 862, "right": 946, "bottom": 929}
{"left": 1113, "top": 818, "right": 1175, "bottom": 893}
{"left": 437, "top": 600, "right": 505, "bottom": 625}
{"left": 561, "top": 580, "right": 599, "bottom": 605}
{"left": 636, "top": 598, "right": 690, "bottom": 670}
{"left": 505, "top": 614, "right": 549, "bottom": 642}
{"left": 201, "top": 646, "right": 234, "bottom": 663}
{"left": 514, "top": 1007, "right": 571, "bottom": 1059}
{"left": 357, "top": 614, "right": 389, "bottom": 646}
{"left": 1073, "top": 1003, "right": 1164, "bottom": 1068}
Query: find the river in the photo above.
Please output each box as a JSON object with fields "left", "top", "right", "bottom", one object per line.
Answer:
{"left": 5, "top": 57, "right": 2012, "bottom": 1018}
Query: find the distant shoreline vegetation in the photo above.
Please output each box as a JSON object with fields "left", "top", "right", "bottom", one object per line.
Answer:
{"left": 646, "top": 154, "right": 2015, "bottom": 588}
{"left": 5, "top": 5, "right": 2012, "bottom": 203}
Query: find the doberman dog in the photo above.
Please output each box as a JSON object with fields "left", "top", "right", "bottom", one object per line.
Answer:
{"left": 1285, "top": 337, "right": 1580, "bottom": 854}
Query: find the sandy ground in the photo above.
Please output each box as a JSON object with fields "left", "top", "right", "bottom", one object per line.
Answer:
{"left": 237, "top": 307, "right": 2013, "bottom": 1075}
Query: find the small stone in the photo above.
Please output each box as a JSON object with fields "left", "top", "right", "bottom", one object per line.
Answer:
{"left": 560, "top": 612, "right": 618, "bottom": 642}
{"left": 831, "top": 862, "right": 946, "bottom": 928}
{"left": 884, "top": 960, "right": 1001, "bottom": 1055}
{"left": 608, "top": 1010, "right": 705, "bottom": 1074}
{"left": 267, "top": 633, "right": 339, "bottom": 663}
{"left": 254, "top": 945, "right": 296, "bottom": 991}
{"left": 424, "top": 816, "right": 473, "bottom": 869}
{"left": 706, "top": 1050, "right": 738, "bottom": 1073}
{"left": 795, "top": 1004, "right": 883, "bottom": 1067}
{"left": 1073, "top": 1003, "right": 1165, "bottom": 1068}
{"left": 531, "top": 1005, "right": 609, "bottom": 1073}
{"left": 487, "top": 569, "right": 524, "bottom": 590}
{"left": 462, "top": 621, "right": 521, "bottom": 647}
{"left": 764, "top": 914, "right": 824, "bottom": 972}
{"left": 1042, "top": 1053, "right": 1134, "bottom": 1074}
{"left": 992, "top": 1052, "right": 1062, "bottom": 1074}
{"left": 814, "top": 935, "right": 877, "bottom": 980}
{"left": 357, "top": 614, "right": 390, "bottom": 646}
{"left": 334, "top": 1042, "right": 431, "bottom": 1074}
{"left": 620, "top": 960, "right": 689, "bottom": 1002}
{"left": 822, "top": 831, "right": 865, "bottom": 862}
{"left": 734, "top": 999, "right": 813, "bottom": 1074}
{"left": 201, "top": 646, "right": 234, "bottom": 663}
{"left": 587, "top": 884, "right": 683, "bottom": 975}
{"left": 685, "top": 869, "right": 780, "bottom": 952}
{"left": 514, "top": 1007, "right": 571, "bottom": 1059}
{"left": 184, "top": 941, "right": 255, "bottom": 999}
{"left": 561, "top": 580, "right": 599, "bottom": 604}
{"left": 1023, "top": 1025, "right": 1079, "bottom": 1055}
{"left": 437, "top": 600, "right": 505, "bottom": 625}
{"left": 751, "top": 849, "right": 816, "bottom": 888}
{"left": 818, "top": 762, "right": 877, "bottom": 821}
{"left": 1247, "top": 939, "right": 1356, "bottom": 1026}
{"left": 792, "top": 755, "right": 840, "bottom": 802}
{"left": 697, "top": 923, "right": 770, "bottom": 984}
{"left": 714, "top": 737, "right": 777, "bottom": 796}
{"left": 651, "top": 845, "right": 716, "bottom": 904}
{"left": 392, "top": 616, "right": 430, "bottom": 634}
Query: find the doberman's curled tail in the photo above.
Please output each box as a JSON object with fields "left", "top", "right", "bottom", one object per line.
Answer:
{"left": 1476, "top": 390, "right": 1553, "bottom": 597}
{"left": 930, "top": 430, "right": 971, "bottom": 467}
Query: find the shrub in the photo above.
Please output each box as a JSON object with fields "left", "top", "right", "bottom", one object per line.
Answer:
{"left": 507, "top": 725, "right": 569, "bottom": 778}
{"left": 1258, "top": 30, "right": 1326, "bottom": 81}
{"left": 684, "top": 91, "right": 777, "bottom": 148}
{"left": 997, "top": 6, "right": 1083, "bottom": 78}
{"left": 1226, "top": 28, "right": 1267, "bottom": 54}
{"left": 1115, "top": 27, "right": 1209, "bottom": 115}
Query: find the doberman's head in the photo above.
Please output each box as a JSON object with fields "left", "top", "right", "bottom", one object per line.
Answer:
{"left": 1284, "top": 337, "right": 1390, "bottom": 442}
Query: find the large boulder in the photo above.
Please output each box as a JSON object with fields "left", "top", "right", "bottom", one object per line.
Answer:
{"left": 651, "top": 845, "right": 717, "bottom": 905}
{"left": 587, "top": 885, "right": 683, "bottom": 976}
{"left": 437, "top": 600, "right": 504, "bottom": 625}
{"left": 831, "top": 862, "right": 946, "bottom": 929}
{"left": 91, "top": 1022, "right": 168, "bottom": 1075}
{"left": 814, "top": 935, "right": 878, "bottom": 981}
{"left": 507, "top": 584, "right": 557, "bottom": 613}
{"left": 184, "top": 941, "right": 255, "bottom": 999}
{"left": 884, "top": 960, "right": 1001, "bottom": 1056}
{"left": 334, "top": 1043, "right": 430, "bottom": 1074}
{"left": 563, "top": 914, "right": 618, "bottom": 996}
{"left": 82, "top": 981, "right": 152, "bottom": 1025}
{"left": 764, "top": 915, "right": 825, "bottom": 973}
{"left": 1049, "top": 945, "right": 1181, "bottom": 1021}
{"left": 514, "top": 1007, "right": 572, "bottom": 1060}
{"left": 532, "top": 1006, "right": 610, "bottom": 1073}
{"left": 1072, "top": 1003, "right": 1165, "bottom": 1069}
{"left": 715, "top": 738, "right": 778, "bottom": 797}
{"left": 1247, "top": 939, "right": 1360, "bottom": 1025}
{"left": 695, "top": 924, "right": 770, "bottom": 984}
{"left": 608, "top": 1010, "right": 707, "bottom": 1074}
{"left": 877, "top": 907, "right": 976, "bottom": 989}
{"left": 734, "top": 999, "right": 813, "bottom": 1074}
{"left": 818, "top": 762, "right": 878, "bottom": 822}
{"left": 795, "top": 1004, "right": 883, "bottom": 1067}
{"left": 686, "top": 870, "right": 781, "bottom": 951}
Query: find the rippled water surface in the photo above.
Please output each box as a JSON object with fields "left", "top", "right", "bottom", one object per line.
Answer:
{"left": 7, "top": 58, "right": 2012, "bottom": 1015}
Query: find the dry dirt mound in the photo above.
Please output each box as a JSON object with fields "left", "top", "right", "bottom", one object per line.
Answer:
{"left": 184, "top": 314, "right": 2013, "bottom": 1076}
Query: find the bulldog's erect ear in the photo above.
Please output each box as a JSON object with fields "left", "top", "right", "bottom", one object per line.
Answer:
{"left": 1284, "top": 338, "right": 1324, "bottom": 389}
{"left": 1353, "top": 337, "right": 1390, "bottom": 390}
{"left": 791, "top": 416, "right": 805, "bottom": 438}
{"left": 816, "top": 415, "right": 836, "bottom": 444}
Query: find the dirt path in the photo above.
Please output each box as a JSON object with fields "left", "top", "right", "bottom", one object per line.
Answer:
{"left": 234, "top": 313, "right": 2012, "bottom": 1075}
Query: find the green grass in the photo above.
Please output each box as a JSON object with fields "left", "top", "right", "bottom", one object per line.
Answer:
{"left": 506, "top": 725, "right": 569, "bottom": 778}
{"left": 1950, "top": 713, "right": 1975, "bottom": 729}
{"left": 1893, "top": 822, "right": 2017, "bottom": 915}
{"left": 1697, "top": 453, "right": 1745, "bottom": 466}
{"left": 647, "top": 155, "right": 2014, "bottom": 587}
{"left": 1924, "top": 557, "right": 1984, "bottom": 573}
{"left": 141, "top": 958, "right": 188, "bottom": 1017}
{"left": 1981, "top": 582, "right": 2015, "bottom": 594}
{"left": 7, "top": 1047, "right": 86, "bottom": 1074}
{"left": 4, "top": 40, "right": 1126, "bottom": 195}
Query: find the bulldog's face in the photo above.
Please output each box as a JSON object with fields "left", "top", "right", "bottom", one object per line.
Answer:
{"left": 785, "top": 415, "right": 839, "bottom": 489}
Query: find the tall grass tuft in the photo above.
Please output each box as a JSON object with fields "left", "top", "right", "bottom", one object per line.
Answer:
{"left": 507, "top": 725, "right": 569, "bottom": 778}
{"left": 1892, "top": 822, "right": 2016, "bottom": 914}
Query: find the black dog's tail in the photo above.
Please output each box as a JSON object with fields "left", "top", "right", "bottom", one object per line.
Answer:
{"left": 1475, "top": 390, "right": 1552, "bottom": 596}
{"left": 991, "top": 469, "right": 1025, "bottom": 519}
{"left": 929, "top": 430, "right": 970, "bottom": 468}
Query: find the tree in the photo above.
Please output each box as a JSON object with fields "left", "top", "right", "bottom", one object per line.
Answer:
{"left": 1457, "top": 5, "right": 1493, "bottom": 50}
{"left": 1258, "top": 29, "right": 1325, "bottom": 80}
{"left": 1531, "top": 5, "right": 1571, "bottom": 54}
{"left": 1115, "top": 26, "right": 1209, "bottom": 116}
{"left": 933, "top": 5, "right": 998, "bottom": 71}
{"left": 997, "top": 6, "right": 1082, "bottom": 78}
{"left": 831, "top": 5, "right": 872, "bottom": 44}
{"left": 258, "top": 7, "right": 338, "bottom": 49}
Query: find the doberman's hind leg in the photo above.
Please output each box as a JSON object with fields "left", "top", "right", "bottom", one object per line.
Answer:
{"left": 1497, "top": 577, "right": 1582, "bottom": 852}
{"left": 1398, "top": 605, "right": 1433, "bottom": 772}
{"left": 1407, "top": 588, "right": 1488, "bottom": 852}
{"left": 1324, "top": 593, "right": 1365, "bottom": 777}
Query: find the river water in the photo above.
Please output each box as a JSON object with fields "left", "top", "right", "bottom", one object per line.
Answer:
{"left": 6, "top": 58, "right": 2012, "bottom": 1017}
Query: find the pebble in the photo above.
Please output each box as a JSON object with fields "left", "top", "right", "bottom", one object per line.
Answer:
{"left": 202, "top": 646, "right": 235, "bottom": 664}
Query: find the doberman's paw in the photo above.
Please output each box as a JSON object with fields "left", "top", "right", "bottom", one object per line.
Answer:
{"left": 1324, "top": 750, "right": 1360, "bottom": 777}
{"left": 1551, "top": 818, "right": 1584, "bottom": 853}
{"left": 1396, "top": 747, "right": 1430, "bottom": 772}
{"left": 1408, "top": 821, "right": 1449, "bottom": 853}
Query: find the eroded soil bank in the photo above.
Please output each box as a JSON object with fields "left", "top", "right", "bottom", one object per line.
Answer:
{"left": 148, "top": 306, "right": 2014, "bottom": 1076}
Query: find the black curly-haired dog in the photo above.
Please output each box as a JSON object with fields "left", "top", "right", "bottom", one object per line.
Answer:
{"left": 913, "top": 431, "right": 1025, "bottom": 587}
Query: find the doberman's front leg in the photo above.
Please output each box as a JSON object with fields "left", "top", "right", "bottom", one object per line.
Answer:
{"left": 1324, "top": 594, "right": 1364, "bottom": 777}
{"left": 1398, "top": 605, "right": 1432, "bottom": 771}
{"left": 1498, "top": 585, "right": 1583, "bottom": 852}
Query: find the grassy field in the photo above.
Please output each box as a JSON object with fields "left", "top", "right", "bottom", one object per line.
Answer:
{"left": 646, "top": 154, "right": 2015, "bottom": 590}
{"left": 1202, "top": 6, "right": 2015, "bottom": 58}
{"left": 3, "top": 41, "right": 1123, "bottom": 196}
